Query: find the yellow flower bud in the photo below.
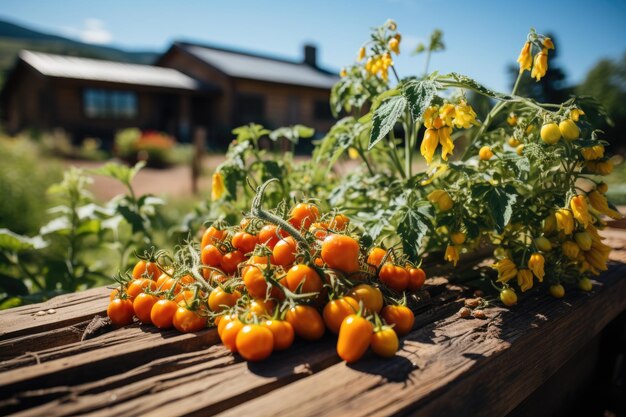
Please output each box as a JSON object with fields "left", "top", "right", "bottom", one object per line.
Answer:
{"left": 527, "top": 253, "right": 545, "bottom": 281}
{"left": 540, "top": 122, "right": 561, "bottom": 144}
{"left": 388, "top": 37, "right": 400, "bottom": 55}
{"left": 570, "top": 195, "right": 592, "bottom": 228}
{"left": 570, "top": 108, "right": 585, "bottom": 122}
{"left": 451, "top": 232, "right": 466, "bottom": 245}
{"left": 445, "top": 245, "right": 460, "bottom": 267}
{"left": 427, "top": 189, "right": 453, "bottom": 211}
{"left": 438, "top": 127, "right": 454, "bottom": 161}
{"left": 531, "top": 48, "right": 549, "bottom": 81}
{"left": 562, "top": 241, "right": 580, "bottom": 259}
{"left": 340, "top": 68, "right": 347, "bottom": 77}
{"left": 357, "top": 46, "right": 366, "bottom": 62}
{"left": 543, "top": 213, "right": 556, "bottom": 233}
{"left": 211, "top": 172, "right": 225, "bottom": 201}
{"left": 559, "top": 119, "right": 579, "bottom": 141}
{"left": 479, "top": 146, "right": 494, "bottom": 161}
{"left": 585, "top": 160, "right": 613, "bottom": 175}
{"left": 588, "top": 190, "right": 623, "bottom": 220}
{"left": 420, "top": 128, "right": 439, "bottom": 165}
{"left": 575, "top": 231, "right": 592, "bottom": 251}
{"left": 348, "top": 147, "right": 360, "bottom": 160}
{"left": 581, "top": 145, "right": 605, "bottom": 161}
{"left": 542, "top": 37, "right": 555, "bottom": 50}
{"left": 555, "top": 209, "right": 574, "bottom": 235}
{"left": 517, "top": 42, "right": 532, "bottom": 74}
{"left": 517, "top": 269, "right": 534, "bottom": 292}
{"left": 534, "top": 236, "right": 552, "bottom": 252}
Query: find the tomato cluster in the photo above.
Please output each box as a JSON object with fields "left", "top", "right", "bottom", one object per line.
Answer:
{"left": 107, "top": 201, "right": 427, "bottom": 363}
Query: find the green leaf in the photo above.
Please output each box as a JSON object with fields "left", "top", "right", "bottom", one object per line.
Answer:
{"left": 402, "top": 80, "right": 437, "bottom": 120}
{"left": 447, "top": 73, "right": 514, "bottom": 102}
{"left": 0, "top": 229, "right": 47, "bottom": 252}
{"left": 368, "top": 95, "right": 407, "bottom": 150}
{"left": 481, "top": 185, "right": 518, "bottom": 233}
{"left": 92, "top": 161, "right": 145, "bottom": 185}
{"left": 76, "top": 219, "right": 101, "bottom": 236}
{"left": 117, "top": 206, "right": 146, "bottom": 234}
{"left": 40, "top": 217, "right": 71, "bottom": 235}
{"left": 397, "top": 207, "right": 430, "bottom": 260}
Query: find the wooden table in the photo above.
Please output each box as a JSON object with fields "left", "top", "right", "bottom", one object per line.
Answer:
{"left": 1, "top": 228, "right": 625, "bottom": 417}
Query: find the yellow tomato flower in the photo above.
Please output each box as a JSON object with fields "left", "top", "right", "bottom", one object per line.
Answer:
{"left": 445, "top": 245, "right": 460, "bottom": 267}
{"left": 211, "top": 172, "right": 225, "bottom": 201}
{"left": 542, "top": 37, "right": 555, "bottom": 50}
{"left": 453, "top": 101, "right": 479, "bottom": 129}
{"left": 585, "top": 160, "right": 613, "bottom": 175}
{"left": 340, "top": 68, "right": 347, "bottom": 77}
{"left": 358, "top": 46, "right": 366, "bottom": 62}
{"left": 423, "top": 106, "right": 438, "bottom": 129}
{"left": 575, "top": 231, "right": 592, "bottom": 251}
{"left": 438, "top": 127, "right": 454, "bottom": 161}
{"left": 562, "top": 241, "right": 580, "bottom": 259}
{"left": 543, "top": 213, "right": 556, "bottom": 233}
{"left": 570, "top": 108, "right": 585, "bottom": 122}
{"left": 570, "top": 195, "right": 592, "bottom": 228}
{"left": 494, "top": 258, "right": 518, "bottom": 283}
{"left": 388, "top": 37, "right": 400, "bottom": 54}
{"left": 517, "top": 42, "right": 532, "bottom": 73}
{"left": 588, "top": 190, "right": 623, "bottom": 220}
{"left": 531, "top": 48, "right": 549, "bottom": 81}
{"left": 479, "top": 146, "right": 494, "bottom": 161}
{"left": 581, "top": 145, "right": 605, "bottom": 161}
{"left": 555, "top": 209, "right": 574, "bottom": 235}
{"left": 517, "top": 269, "right": 534, "bottom": 292}
{"left": 427, "top": 189, "right": 453, "bottom": 211}
{"left": 421, "top": 128, "right": 439, "bottom": 165}
{"left": 528, "top": 253, "right": 545, "bottom": 281}
{"left": 596, "top": 182, "right": 608, "bottom": 194}
{"left": 439, "top": 104, "right": 456, "bottom": 127}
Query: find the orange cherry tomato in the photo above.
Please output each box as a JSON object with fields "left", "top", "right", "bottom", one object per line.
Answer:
{"left": 321, "top": 234, "right": 360, "bottom": 274}
{"left": 201, "top": 226, "right": 226, "bottom": 249}
{"left": 289, "top": 203, "right": 319, "bottom": 230}
{"left": 337, "top": 314, "right": 373, "bottom": 363}
{"left": 133, "top": 293, "right": 159, "bottom": 324}
{"left": 174, "top": 289, "right": 195, "bottom": 305}
{"left": 367, "top": 247, "right": 387, "bottom": 268}
{"left": 329, "top": 214, "right": 349, "bottom": 231}
{"left": 378, "top": 264, "right": 409, "bottom": 292}
{"left": 236, "top": 324, "right": 274, "bottom": 361}
{"left": 407, "top": 267, "right": 426, "bottom": 291}
{"left": 208, "top": 287, "right": 241, "bottom": 312}
{"left": 132, "top": 260, "right": 160, "bottom": 280}
{"left": 173, "top": 307, "right": 207, "bottom": 333}
{"left": 309, "top": 222, "right": 329, "bottom": 240}
{"left": 156, "top": 272, "right": 171, "bottom": 289}
{"left": 160, "top": 278, "right": 182, "bottom": 294}
{"left": 201, "top": 244, "right": 223, "bottom": 267}
{"left": 262, "top": 319, "right": 295, "bottom": 351}
{"left": 150, "top": 299, "right": 179, "bottom": 329}
{"left": 126, "top": 278, "right": 157, "bottom": 300}
{"left": 381, "top": 305, "right": 415, "bottom": 336}
{"left": 349, "top": 284, "right": 383, "bottom": 313}
{"left": 232, "top": 231, "right": 259, "bottom": 254}
{"left": 272, "top": 236, "right": 297, "bottom": 267}
{"left": 285, "top": 264, "right": 323, "bottom": 294}
{"left": 285, "top": 305, "right": 325, "bottom": 341}
{"left": 371, "top": 327, "right": 399, "bottom": 358}
{"left": 323, "top": 297, "right": 360, "bottom": 334}
{"left": 248, "top": 299, "right": 276, "bottom": 318}
{"left": 109, "top": 288, "right": 119, "bottom": 301}
{"left": 221, "top": 250, "right": 245, "bottom": 275}
{"left": 220, "top": 319, "right": 244, "bottom": 352}
{"left": 243, "top": 266, "right": 283, "bottom": 300}
{"left": 107, "top": 298, "right": 134, "bottom": 326}
{"left": 217, "top": 313, "right": 237, "bottom": 337}
{"left": 257, "top": 225, "right": 287, "bottom": 249}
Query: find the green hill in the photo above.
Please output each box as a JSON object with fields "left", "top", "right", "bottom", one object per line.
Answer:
{"left": 0, "top": 18, "right": 158, "bottom": 90}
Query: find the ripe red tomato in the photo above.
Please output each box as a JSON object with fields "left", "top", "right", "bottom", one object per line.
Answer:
{"left": 381, "top": 305, "right": 415, "bottom": 336}
{"left": 262, "top": 320, "right": 295, "bottom": 351}
{"left": 201, "top": 226, "right": 226, "bottom": 249}
{"left": 285, "top": 264, "right": 323, "bottom": 294}
{"left": 107, "top": 298, "right": 134, "bottom": 326}
{"left": 407, "top": 267, "right": 426, "bottom": 291}
{"left": 221, "top": 250, "right": 245, "bottom": 275}
{"left": 337, "top": 314, "right": 373, "bottom": 363}
{"left": 272, "top": 237, "right": 297, "bottom": 267}
{"left": 371, "top": 327, "right": 399, "bottom": 357}
{"left": 236, "top": 324, "right": 274, "bottom": 361}
{"left": 150, "top": 299, "right": 179, "bottom": 329}
{"left": 323, "top": 297, "right": 360, "bottom": 334}
{"left": 321, "top": 234, "right": 360, "bottom": 274}
{"left": 232, "top": 231, "right": 259, "bottom": 254}
{"left": 132, "top": 260, "right": 160, "bottom": 280}
{"left": 133, "top": 293, "right": 159, "bottom": 324}
{"left": 285, "top": 305, "right": 325, "bottom": 341}
{"left": 378, "top": 264, "right": 409, "bottom": 292}
{"left": 208, "top": 287, "right": 241, "bottom": 312}
{"left": 173, "top": 307, "right": 207, "bottom": 333}
{"left": 289, "top": 203, "right": 319, "bottom": 230}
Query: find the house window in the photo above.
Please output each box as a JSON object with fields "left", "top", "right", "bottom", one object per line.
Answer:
{"left": 235, "top": 94, "right": 265, "bottom": 123}
{"left": 314, "top": 100, "right": 333, "bottom": 121}
{"left": 83, "top": 89, "right": 137, "bottom": 119}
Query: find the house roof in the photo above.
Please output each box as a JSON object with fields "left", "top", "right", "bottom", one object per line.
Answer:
{"left": 19, "top": 50, "right": 203, "bottom": 91}
{"left": 175, "top": 42, "right": 339, "bottom": 89}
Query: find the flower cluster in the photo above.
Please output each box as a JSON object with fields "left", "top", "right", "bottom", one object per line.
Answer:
{"left": 517, "top": 31, "right": 555, "bottom": 81}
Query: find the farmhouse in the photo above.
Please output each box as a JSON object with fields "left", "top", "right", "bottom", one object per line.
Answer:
{"left": 0, "top": 43, "right": 338, "bottom": 147}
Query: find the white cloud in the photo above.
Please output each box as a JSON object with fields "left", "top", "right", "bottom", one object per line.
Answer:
{"left": 61, "top": 19, "right": 112, "bottom": 45}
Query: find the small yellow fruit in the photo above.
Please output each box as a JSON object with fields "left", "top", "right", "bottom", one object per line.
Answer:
{"left": 540, "top": 123, "right": 561, "bottom": 145}
{"left": 534, "top": 236, "right": 552, "bottom": 252}
{"left": 549, "top": 284, "right": 565, "bottom": 298}
{"left": 516, "top": 144, "right": 525, "bottom": 156}
{"left": 575, "top": 232, "right": 592, "bottom": 251}
{"left": 451, "top": 232, "right": 466, "bottom": 245}
{"left": 559, "top": 119, "right": 579, "bottom": 141}
{"left": 479, "top": 146, "right": 494, "bottom": 161}
{"left": 578, "top": 277, "right": 593, "bottom": 292}
{"left": 500, "top": 288, "right": 517, "bottom": 307}
{"left": 543, "top": 213, "right": 556, "bottom": 233}
{"left": 508, "top": 137, "right": 520, "bottom": 147}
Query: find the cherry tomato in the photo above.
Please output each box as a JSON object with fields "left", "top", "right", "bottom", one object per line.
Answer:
{"left": 262, "top": 319, "right": 295, "bottom": 351}
{"left": 500, "top": 288, "right": 518, "bottom": 307}
{"left": 323, "top": 297, "right": 360, "bottom": 334}
{"left": 236, "top": 324, "right": 274, "bottom": 361}
{"left": 107, "top": 298, "right": 134, "bottom": 326}
{"left": 217, "top": 313, "right": 237, "bottom": 337}
{"left": 381, "top": 305, "right": 414, "bottom": 336}
{"left": 321, "top": 234, "right": 360, "bottom": 274}
{"left": 329, "top": 214, "right": 349, "bottom": 231}
{"left": 208, "top": 287, "right": 241, "bottom": 312}
{"left": 272, "top": 237, "right": 297, "bottom": 267}
{"left": 309, "top": 222, "right": 329, "bottom": 240}
{"left": 160, "top": 278, "right": 182, "bottom": 294}
{"left": 337, "top": 314, "right": 373, "bottom": 363}
{"left": 220, "top": 319, "right": 244, "bottom": 352}
{"left": 232, "top": 231, "right": 259, "bottom": 254}
{"left": 173, "top": 307, "right": 207, "bottom": 333}
{"left": 201, "top": 226, "right": 226, "bottom": 249}
{"left": 150, "top": 299, "right": 179, "bottom": 329}
{"left": 109, "top": 289, "right": 119, "bottom": 301}
{"left": 285, "top": 264, "right": 323, "bottom": 294}
{"left": 378, "top": 264, "right": 409, "bottom": 292}
{"left": 156, "top": 272, "right": 171, "bottom": 289}
{"left": 132, "top": 260, "right": 160, "bottom": 280}
{"left": 201, "top": 244, "right": 223, "bottom": 267}
{"left": 579, "top": 277, "right": 593, "bottom": 292}
{"left": 289, "top": 203, "right": 319, "bottom": 230}
{"left": 221, "top": 250, "right": 245, "bottom": 275}
{"left": 285, "top": 305, "right": 325, "bottom": 341}
{"left": 367, "top": 247, "right": 387, "bottom": 268}
{"left": 257, "top": 225, "right": 286, "bottom": 249}
{"left": 407, "top": 267, "right": 426, "bottom": 291}
{"left": 243, "top": 267, "right": 283, "bottom": 300}
{"left": 371, "top": 327, "right": 399, "bottom": 358}
{"left": 550, "top": 284, "right": 565, "bottom": 298}
{"left": 133, "top": 293, "right": 159, "bottom": 324}
{"left": 248, "top": 299, "right": 276, "bottom": 318}
{"left": 349, "top": 284, "right": 383, "bottom": 313}
{"left": 126, "top": 278, "right": 157, "bottom": 300}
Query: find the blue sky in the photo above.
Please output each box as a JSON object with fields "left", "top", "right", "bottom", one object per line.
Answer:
{"left": 2, "top": 0, "right": 625, "bottom": 91}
